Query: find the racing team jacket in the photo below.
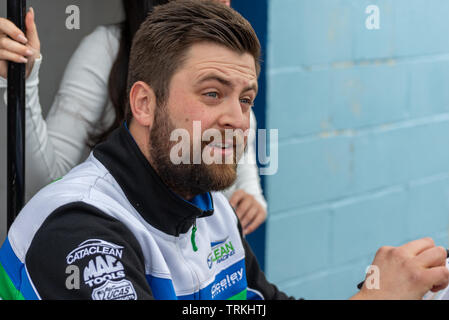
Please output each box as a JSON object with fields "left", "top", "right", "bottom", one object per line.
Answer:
{"left": 0, "top": 123, "right": 295, "bottom": 300}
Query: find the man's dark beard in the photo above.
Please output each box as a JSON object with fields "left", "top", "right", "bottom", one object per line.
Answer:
{"left": 149, "top": 105, "right": 238, "bottom": 199}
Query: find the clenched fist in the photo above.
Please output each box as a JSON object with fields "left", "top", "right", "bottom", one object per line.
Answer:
{"left": 352, "top": 238, "right": 449, "bottom": 300}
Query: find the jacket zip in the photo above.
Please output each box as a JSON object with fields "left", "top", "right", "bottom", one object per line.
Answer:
{"left": 191, "top": 219, "right": 198, "bottom": 252}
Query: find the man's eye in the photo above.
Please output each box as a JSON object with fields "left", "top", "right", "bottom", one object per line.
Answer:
{"left": 204, "top": 92, "right": 219, "bottom": 98}
{"left": 240, "top": 98, "right": 254, "bottom": 106}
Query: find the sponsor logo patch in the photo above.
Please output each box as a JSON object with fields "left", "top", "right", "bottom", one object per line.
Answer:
{"left": 66, "top": 239, "right": 124, "bottom": 264}
{"left": 91, "top": 279, "right": 137, "bottom": 300}
{"left": 207, "top": 237, "right": 236, "bottom": 269}
{"left": 211, "top": 267, "right": 244, "bottom": 299}
{"left": 83, "top": 255, "right": 125, "bottom": 287}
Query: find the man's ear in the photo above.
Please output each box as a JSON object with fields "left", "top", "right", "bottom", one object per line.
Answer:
{"left": 129, "top": 81, "right": 156, "bottom": 127}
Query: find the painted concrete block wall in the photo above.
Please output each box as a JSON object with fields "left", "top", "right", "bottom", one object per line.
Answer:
{"left": 265, "top": 0, "right": 449, "bottom": 299}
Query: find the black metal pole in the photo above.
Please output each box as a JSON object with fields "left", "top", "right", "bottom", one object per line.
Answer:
{"left": 7, "top": 0, "right": 26, "bottom": 231}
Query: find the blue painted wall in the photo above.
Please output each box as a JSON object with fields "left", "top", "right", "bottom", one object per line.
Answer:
{"left": 265, "top": 0, "right": 449, "bottom": 299}
{"left": 232, "top": 0, "right": 268, "bottom": 271}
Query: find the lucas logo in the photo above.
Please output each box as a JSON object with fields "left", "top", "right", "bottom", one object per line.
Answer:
{"left": 207, "top": 237, "right": 236, "bottom": 269}
{"left": 92, "top": 279, "right": 137, "bottom": 300}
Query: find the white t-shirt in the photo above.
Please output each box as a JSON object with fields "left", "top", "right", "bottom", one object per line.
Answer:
{"left": 0, "top": 24, "right": 267, "bottom": 209}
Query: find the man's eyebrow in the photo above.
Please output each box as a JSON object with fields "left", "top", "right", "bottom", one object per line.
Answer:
{"left": 196, "top": 75, "right": 233, "bottom": 87}
{"left": 196, "top": 75, "right": 258, "bottom": 94}
{"left": 242, "top": 83, "right": 258, "bottom": 95}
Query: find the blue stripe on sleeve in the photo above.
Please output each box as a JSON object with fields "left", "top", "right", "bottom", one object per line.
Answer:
{"left": 145, "top": 274, "right": 178, "bottom": 300}
{"left": 0, "top": 237, "right": 39, "bottom": 300}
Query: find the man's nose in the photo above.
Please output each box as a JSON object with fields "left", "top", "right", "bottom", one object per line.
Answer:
{"left": 218, "top": 99, "right": 249, "bottom": 131}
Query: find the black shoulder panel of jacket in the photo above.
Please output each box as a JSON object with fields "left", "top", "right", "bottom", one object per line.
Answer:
{"left": 25, "top": 202, "right": 154, "bottom": 300}
{"left": 235, "top": 217, "right": 299, "bottom": 300}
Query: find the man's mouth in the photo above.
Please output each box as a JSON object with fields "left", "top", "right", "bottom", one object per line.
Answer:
{"left": 205, "top": 140, "right": 235, "bottom": 157}
{"left": 209, "top": 142, "right": 233, "bottom": 149}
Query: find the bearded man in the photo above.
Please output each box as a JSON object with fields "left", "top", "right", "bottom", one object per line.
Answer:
{"left": 0, "top": 0, "right": 448, "bottom": 300}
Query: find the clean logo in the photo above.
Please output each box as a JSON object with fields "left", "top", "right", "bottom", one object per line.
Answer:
{"left": 207, "top": 237, "right": 236, "bottom": 269}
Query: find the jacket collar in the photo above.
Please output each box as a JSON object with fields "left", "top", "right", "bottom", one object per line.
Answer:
{"left": 93, "top": 123, "right": 214, "bottom": 236}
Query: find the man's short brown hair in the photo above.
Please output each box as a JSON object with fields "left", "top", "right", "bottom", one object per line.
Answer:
{"left": 125, "top": 0, "right": 261, "bottom": 122}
